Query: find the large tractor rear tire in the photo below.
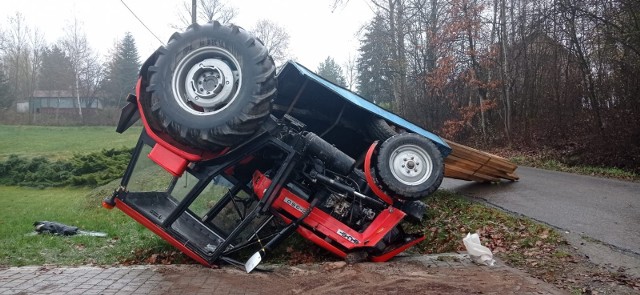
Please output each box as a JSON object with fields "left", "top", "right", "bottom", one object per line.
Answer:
{"left": 368, "top": 117, "right": 404, "bottom": 140}
{"left": 142, "top": 22, "right": 276, "bottom": 150}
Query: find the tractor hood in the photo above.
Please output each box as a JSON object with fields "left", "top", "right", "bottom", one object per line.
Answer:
{"left": 274, "top": 61, "right": 451, "bottom": 157}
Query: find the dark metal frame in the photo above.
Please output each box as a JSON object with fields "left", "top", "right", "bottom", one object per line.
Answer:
{"left": 111, "top": 125, "right": 305, "bottom": 264}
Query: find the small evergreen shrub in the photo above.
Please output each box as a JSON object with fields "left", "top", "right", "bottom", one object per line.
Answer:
{"left": 0, "top": 148, "right": 132, "bottom": 188}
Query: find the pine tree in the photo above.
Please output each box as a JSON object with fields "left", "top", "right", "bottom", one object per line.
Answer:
{"left": 356, "top": 15, "right": 393, "bottom": 105}
{"left": 103, "top": 32, "right": 140, "bottom": 108}
{"left": 38, "top": 45, "right": 74, "bottom": 91}
{"left": 316, "top": 56, "right": 346, "bottom": 87}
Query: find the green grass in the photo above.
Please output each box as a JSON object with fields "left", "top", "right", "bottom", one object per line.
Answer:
{"left": 0, "top": 124, "right": 568, "bottom": 267}
{"left": 0, "top": 125, "right": 168, "bottom": 266}
{"left": 0, "top": 185, "right": 174, "bottom": 266}
{"left": 0, "top": 184, "right": 567, "bottom": 268}
{"left": 0, "top": 125, "right": 140, "bottom": 160}
{"left": 511, "top": 156, "right": 639, "bottom": 181}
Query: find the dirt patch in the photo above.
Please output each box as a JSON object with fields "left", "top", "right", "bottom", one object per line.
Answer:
{"left": 156, "top": 260, "right": 565, "bottom": 294}
{"left": 289, "top": 262, "right": 563, "bottom": 294}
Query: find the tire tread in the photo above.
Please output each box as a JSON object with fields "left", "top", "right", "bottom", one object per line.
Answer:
{"left": 142, "top": 23, "right": 276, "bottom": 151}
{"left": 375, "top": 133, "right": 444, "bottom": 200}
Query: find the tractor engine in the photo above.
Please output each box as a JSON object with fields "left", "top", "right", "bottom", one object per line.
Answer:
{"left": 299, "top": 132, "right": 384, "bottom": 232}
{"left": 319, "top": 190, "right": 377, "bottom": 231}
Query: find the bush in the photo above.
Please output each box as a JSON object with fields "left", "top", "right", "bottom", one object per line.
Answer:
{"left": 0, "top": 148, "right": 132, "bottom": 188}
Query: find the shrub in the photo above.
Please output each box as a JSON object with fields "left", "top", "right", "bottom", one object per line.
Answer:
{"left": 0, "top": 148, "right": 132, "bottom": 188}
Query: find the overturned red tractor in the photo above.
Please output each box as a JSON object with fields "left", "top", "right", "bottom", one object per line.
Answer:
{"left": 104, "top": 22, "right": 454, "bottom": 272}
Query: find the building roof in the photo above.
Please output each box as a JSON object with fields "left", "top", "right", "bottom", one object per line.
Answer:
{"left": 32, "top": 90, "right": 74, "bottom": 98}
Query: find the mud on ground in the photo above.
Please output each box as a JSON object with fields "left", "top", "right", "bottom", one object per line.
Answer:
{"left": 157, "top": 258, "right": 565, "bottom": 295}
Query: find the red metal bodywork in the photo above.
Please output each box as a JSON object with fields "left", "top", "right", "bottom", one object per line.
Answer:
{"left": 134, "top": 78, "right": 206, "bottom": 163}
{"left": 108, "top": 81, "right": 426, "bottom": 266}
{"left": 148, "top": 144, "right": 189, "bottom": 177}
{"left": 363, "top": 141, "right": 394, "bottom": 205}
{"left": 252, "top": 171, "right": 421, "bottom": 259}
{"left": 133, "top": 78, "right": 229, "bottom": 177}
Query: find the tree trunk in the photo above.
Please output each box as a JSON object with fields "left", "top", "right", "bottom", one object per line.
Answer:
{"left": 75, "top": 74, "right": 83, "bottom": 121}
{"left": 500, "top": 0, "right": 511, "bottom": 142}
{"left": 565, "top": 1, "right": 605, "bottom": 137}
{"left": 463, "top": 0, "right": 487, "bottom": 139}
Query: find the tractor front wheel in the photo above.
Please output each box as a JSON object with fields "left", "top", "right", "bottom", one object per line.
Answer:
{"left": 376, "top": 133, "right": 444, "bottom": 200}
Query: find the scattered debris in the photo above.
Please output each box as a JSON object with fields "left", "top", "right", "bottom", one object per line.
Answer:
{"left": 322, "top": 261, "right": 347, "bottom": 271}
{"left": 34, "top": 221, "right": 78, "bottom": 235}
{"left": 33, "top": 221, "right": 107, "bottom": 237}
{"left": 463, "top": 233, "right": 495, "bottom": 266}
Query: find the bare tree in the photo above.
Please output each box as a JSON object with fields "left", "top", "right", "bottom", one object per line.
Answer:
{"left": 174, "top": 0, "right": 238, "bottom": 29}
{"left": 368, "top": 0, "right": 410, "bottom": 114}
{"left": 347, "top": 0, "right": 640, "bottom": 170}
{"left": 498, "top": 0, "right": 511, "bottom": 141}
{"left": 250, "top": 19, "right": 291, "bottom": 67}
{"left": 60, "top": 18, "right": 102, "bottom": 120}
{"left": 28, "top": 28, "right": 45, "bottom": 103}
{"left": 343, "top": 54, "right": 357, "bottom": 90}
{"left": 0, "top": 12, "right": 42, "bottom": 107}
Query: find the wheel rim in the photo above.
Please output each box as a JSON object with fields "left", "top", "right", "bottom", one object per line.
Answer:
{"left": 172, "top": 46, "right": 241, "bottom": 116}
{"left": 388, "top": 144, "right": 433, "bottom": 186}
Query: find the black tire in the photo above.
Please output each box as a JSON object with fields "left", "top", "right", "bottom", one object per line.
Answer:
{"left": 400, "top": 200, "right": 428, "bottom": 223}
{"left": 368, "top": 118, "right": 400, "bottom": 141}
{"left": 376, "top": 133, "right": 444, "bottom": 200}
{"left": 142, "top": 22, "right": 276, "bottom": 150}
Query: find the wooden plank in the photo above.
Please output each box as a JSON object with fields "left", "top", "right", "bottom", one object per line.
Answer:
{"left": 506, "top": 172, "right": 520, "bottom": 180}
{"left": 442, "top": 139, "right": 519, "bottom": 182}
{"left": 446, "top": 145, "right": 516, "bottom": 172}
{"left": 445, "top": 164, "right": 509, "bottom": 182}
{"left": 445, "top": 155, "right": 515, "bottom": 179}
{"left": 445, "top": 140, "right": 512, "bottom": 162}
{"left": 448, "top": 149, "right": 516, "bottom": 172}
{"left": 445, "top": 140, "right": 517, "bottom": 171}
{"left": 444, "top": 167, "right": 486, "bottom": 182}
{"left": 445, "top": 154, "right": 506, "bottom": 174}
{"left": 444, "top": 163, "right": 501, "bottom": 182}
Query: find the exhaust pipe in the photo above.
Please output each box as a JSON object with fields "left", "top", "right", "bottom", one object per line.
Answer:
{"left": 303, "top": 132, "right": 355, "bottom": 175}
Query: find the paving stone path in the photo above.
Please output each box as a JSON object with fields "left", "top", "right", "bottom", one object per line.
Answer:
{"left": 0, "top": 254, "right": 565, "bottom": 295}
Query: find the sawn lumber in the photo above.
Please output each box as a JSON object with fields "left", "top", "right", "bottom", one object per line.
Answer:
{"left": 443, "top": 139, "right": 519, "bottom": 182}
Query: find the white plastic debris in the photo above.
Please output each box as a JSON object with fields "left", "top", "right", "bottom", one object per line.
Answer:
{"left": 463, "top": 233, "right": 495, "bottom": 266}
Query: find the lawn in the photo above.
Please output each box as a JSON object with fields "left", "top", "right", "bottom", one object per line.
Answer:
{"left": 511, "top": 155, "right": 640, "bottom": 181}
{"left": 0, "top": 125, "right": 177, "bottom": 266}
{"left": 0, "top": 185, "right": 173, "bottom": 266}
{"left": 0, "top": 125, "right": 567, "bottom": 271}
{"left": 0, "top": 125, "right": 140, "bottom": 160}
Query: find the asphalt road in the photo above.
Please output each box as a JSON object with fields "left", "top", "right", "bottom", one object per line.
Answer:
{"left": 440, "top": 166, "right": 640, "bottom": 255}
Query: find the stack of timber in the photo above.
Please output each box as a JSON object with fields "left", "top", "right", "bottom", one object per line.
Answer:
{"left": 443, "top": 140, "right": 519, "bottom": 182}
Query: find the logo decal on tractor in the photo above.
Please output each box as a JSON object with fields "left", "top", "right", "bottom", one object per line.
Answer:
{"left": 337, "top": 229, "right": 360, "bottom": 244}
{"left": 284, "top": 197, "right": 306, "bottom": 213}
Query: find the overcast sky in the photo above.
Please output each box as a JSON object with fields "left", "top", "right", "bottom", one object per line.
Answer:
{"left": 0, "top": 0, "right": 375, "bottom": 70}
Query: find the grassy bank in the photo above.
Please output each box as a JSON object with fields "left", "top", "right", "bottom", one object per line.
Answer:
{"left": 0, "top": 185, "right": 173, "bottom": 266}
{"left": 510, "top": 155, "right": 640, "bottom": 182}
{"left": 0, "top": 183, "right": 561, "bottom": 268}
{"left": 0, "top": 125, "right": 139, "bottom": 160}
{"left": 0, "top": 125, "right": 174, "bottom": 266}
